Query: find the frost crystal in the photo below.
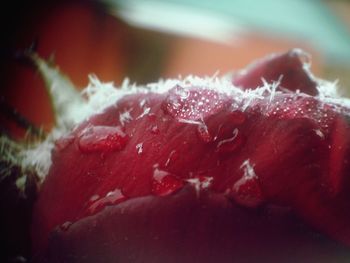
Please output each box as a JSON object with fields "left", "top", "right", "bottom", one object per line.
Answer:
{"left": 119, "top": 108, "right": 134, "bottom": 126}
{"left": 136, "top": 107, "right": 151, "bottom": 119}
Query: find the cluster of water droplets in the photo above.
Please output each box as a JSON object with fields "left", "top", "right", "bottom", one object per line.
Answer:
{"left": 164, "top": 85, "right": 226, "bottom": 121}
{"left": 265, "top": 95, "right": 338, "bottom": 133}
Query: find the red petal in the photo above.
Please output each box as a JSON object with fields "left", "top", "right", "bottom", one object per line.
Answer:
{"left": 32, "top": 52, "right": 350, "bottom": 261}
{"left": 232, "top": 49, "right": 318, "bottom": 95}
{"left": 42, "top": 187, "right": 350, "bottom": 263}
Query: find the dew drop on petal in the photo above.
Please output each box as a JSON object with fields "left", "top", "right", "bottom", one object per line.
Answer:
{"left": 164, "top": 85, "right": 224, "bottom": 121}
{"left": 151, "top": 168, "right": 184, "bottom": 196}
{"left": 78, "top": 125, "right": 128, "bottom": 153}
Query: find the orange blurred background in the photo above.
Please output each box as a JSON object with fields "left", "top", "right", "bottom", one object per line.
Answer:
{"left": 0, "top": 0, "right": 349, "bottom": 138}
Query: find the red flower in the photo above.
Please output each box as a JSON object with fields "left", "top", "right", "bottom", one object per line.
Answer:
{"left": 32, "top": 49, "right": 350, "bottom": 262}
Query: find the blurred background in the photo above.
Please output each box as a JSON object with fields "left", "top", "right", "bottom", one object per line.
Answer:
{"left": 1, "top": 0, "right": 350, "bottom": 137}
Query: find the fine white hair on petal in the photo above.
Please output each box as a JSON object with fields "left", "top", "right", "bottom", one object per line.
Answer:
{"left": 317, "top": 79, "right": 340, "bottom": 98}
{"left": 19, "top": 128, "right": 67, "bottom": 180}
{"left": 314, "top": 79, "right": 350, "bottom": 113}
{"left": 119, "top": 108, "right": 134, "bottom": 126}
{"left": 262, "top": 75, "right": 284, "bottom": 103}
{"left": 79, "top": 75, "right": 135, "bottom": 123}
{"left": 20, "top": 141, "right": 53, "bottom": 180}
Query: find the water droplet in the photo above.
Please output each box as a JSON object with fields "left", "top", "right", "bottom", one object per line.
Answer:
{"left": 152, "top": 168, "right": 184, "bottom": 196}
{"left": 228, "top": 160, "right": 264, "bottom": 208}
{"left": 164, "top": 85, "right": 224, "bottom": 121}
{"left": 60, "top": 221, "right": 73, "bottom": 231}
{"left": 87, "top": 188, "right": 126, "bottom": 216}
{"left": 78, "top": 125, "right": 128, "bottom": 153}
{"left": 216, "top": 128, "right": 244, "bottom": 154}
{"left": 197, "top": 123, "right": 212, "bottom": 143}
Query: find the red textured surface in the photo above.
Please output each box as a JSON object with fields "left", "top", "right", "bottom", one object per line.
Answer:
{"left": 32, "top": 50, "right": 350, "bottom": 262}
